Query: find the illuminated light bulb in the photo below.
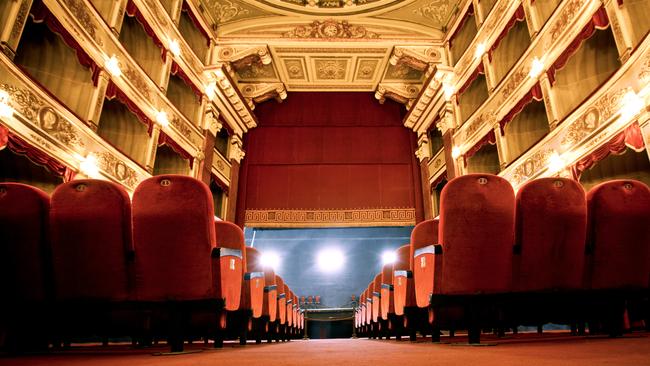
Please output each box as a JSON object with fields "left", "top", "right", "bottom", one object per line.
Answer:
{"left": 451, "top": 146, "right": 461, "bottom": 159}
{"left": 317, "top": 248, "right": 345, "bottom": 273}
{"left": 528, "top": 57, "right": 545, "bottom": 79}
{"left": 474, "top": 42, "right": 486, "bottom": 59}
{"left": 214, "top": 68, "right": 225, "bottom": 80}
{"left": 169, "top": 39, "right": 181, "bottom": 57}
{"left": 619, "top": 90, "right": 644, "bottom": 121}
{"left": 105, "top": 55, "right": 122, "bottom": 77}
{"left": 80, "top": 154, "right": 100, "bottom": 178}
{"left": 260, "top": 251, "right": 280, "bottom": 270}
{"left": 547, "top": 152, "right": 565, "bottom": 174}
{"left": 156, "top": 110, "right": 169, "bottom": 127}
{"left": 442, "top": 83, "right": 455, "bottom": 101}
{"left": 0, "top": 90, "right": 14, "bottom": 118}
{"left": 381, "top": 251, "right": 397, "bottom": 265}
{"left": 205, "top": 82, "right": 217, "bottom": 100}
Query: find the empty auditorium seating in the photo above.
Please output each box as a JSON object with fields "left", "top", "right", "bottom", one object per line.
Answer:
{"left": 214, "top": 221, "right": 245, "bottom": 312}
{"left": 0, "top": 183, "right": 51, "bottom": 349}
{"left": 237, "top": 246, "right": 265, "bottom": 344}
{"left": 50, "top": 179, "right": 135, "bottom": 340}
{"left": 380, "top": 263, "right": 395, "bottom": 322}
{"left": 392, "top": 244, "right": 420, "bottom": 340}
{"left": 262, "top": 266, "right": 278, "bottom": 342}
{"left": 372, "top": 274, "right": 382, "bottom": 325}
{"left": 132, "top": 175, "right": 223, "bottom": 352}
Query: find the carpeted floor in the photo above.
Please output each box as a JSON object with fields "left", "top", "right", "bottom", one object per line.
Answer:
{"left": 2, "top": 333, "right": 650, "bottom": 366}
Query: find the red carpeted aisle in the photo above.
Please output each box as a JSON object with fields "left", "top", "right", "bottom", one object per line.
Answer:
{"left": 3, "top": 334, "right": 650, "bottom": 366}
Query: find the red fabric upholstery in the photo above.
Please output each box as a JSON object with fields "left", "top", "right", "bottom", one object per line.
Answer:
{"left": 50, "top": 180, "right": 132, "bottom": 301}
{"left": 263, "top": 268, "right": 277, "bottom": 321}
{"left": 286, "top": 289, "right": 294, "bottom": 326}
{"left": 514, "top": 178, "right": 587, "bottom": 292}
{"left": 411, "top": 219, "right": 439, "bottom": 308}
{"left": 438, "top": 174, "right": 515, "bottom": 295}
{"left": 292, "top": 293, "right": 299, "bottom": 327}
{"left": 365, "top": 284, "right": 373, "bottom": 324}
{"left": 0, "top": 183, "right": 50, "bottom": 303}
{"left": 132, "top": 175, "right": 219, "bottom": 301}
{"left": 276, "top": 276, "right": 286, "bottom": 324}
{"left": 586, "top": 180, "right": 650, "bottom": 290}
{"left": 372, "top": 274, "right": 382, "bottom": 323}
{"left": 380, "top": 263, "right": 395, "bottom": 320}
{"left": 214, "top": 221, "right": 244, "bottom": 311}
{"left": 243, "top": 247, "right": 265, "bottom": 318}
{"left": 392, "top": 244, "right": 416, "bottom": 315}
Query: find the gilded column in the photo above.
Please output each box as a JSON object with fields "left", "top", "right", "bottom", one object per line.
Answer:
{"left": 158, "top": 53, "right": 173, "bottom": 92}
{"left": 169, "top": 0, "right": 184, "bottom": 26}
{"left": 482, "top": 53, "right": 497, "bottom": 93}
{"left": 0, "top": 0, "right": 33, "bottom": 59}
{"left": 145, "top": 124, "right": 162, "bottom": 174}
{"left": 602, "top": 0, "right": 635, "bottom": 63}
{"left": 473, "top": 0, "right": 485, "bottom": 25}
{"left": 493, "top": 122, "right": 508, "bottom": 171}
{"left": 86, "top": 71, "right": 111, "bottom": 131}
{"left": 438, "top": 110, "right": 459, "bottom": 180}
{"left": 521, "top": 0, "right": 541, "bottom": 38}
{"left": 226, "top": 135, "right": 245, "bottom": 222}
{"left": 415, "top": 133, "right": 434, "bottom": 220}
{"left": 108, "top": 0, "right": 128, "bottom": 36}
{"left": 538, "top": 72, "right": 560, "bottom": 130}
{"left": 197, "top": 108, "right": 221, "bottom": 185}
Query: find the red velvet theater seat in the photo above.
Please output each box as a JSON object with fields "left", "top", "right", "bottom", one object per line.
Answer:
{"left": 263, "top": 267, "right": 277, "bottom": 323}
{"left": 514, "top": 178, "right": 587, "bottom": 292}
{"left": 243, "top": 247, "right": 265, "bottom": 319}
{"left": 132, "top": 175, "right": 222, "bottom": 352}
{"left": 392, "top": 244, "right": 416, "bottom": 316}
{"left": 286, "top": 289, "right": 294, "bottom": 328}
{"left": 586, "top": 180, "right": 650, "bottom": 290}
{"left": 365, "top": 283, "right": 373, "bottom": 326}
{"left": 380, "top": 263, "right": 395, "bottom": 321}
{"left": 411, "top": 219, "right": 439, "bottom": 308}
{"left": 0, "top": 183, "right": 51, "bottom": 349}
{"left": 276, "top": 276, "right": 286, "bottom": 326}
{"left": 433, "top": 174, "right": 516, "bottom": 343}
{"left": 214, "top": 221, "right": 245, "bottom": 312}
{"left": 50, "top": 179, "right": 135, "bottom": 340}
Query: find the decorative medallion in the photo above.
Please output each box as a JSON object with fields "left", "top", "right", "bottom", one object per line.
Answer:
{"left": 97, "top": 152, "right": 139, "bottom": 188}
{"left": 38, "top": 107, "right": 85, "bottom": 148}
{"left": 356, "top": 59, "right": 379, "bottom": 80}
{"left": 511, "top": 149, "right": 553, "bottom": 185}
{"left": 209, "top": 0, "right": 250, "bottom": 23}
{"left": 315, "top": 59, "right": 347, "bottom": 80}
{"left": 283, "top": 59, "right": 306, "bottom": 79}
{"left": 283, "top": 20, "right": 379, "bottom": 39}
{"left": 413, "top": 0, "right": 453, "bottom": 24}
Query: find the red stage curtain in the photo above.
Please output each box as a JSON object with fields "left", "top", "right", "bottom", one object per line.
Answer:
{"left": 488, "top": 5, "right": 526, "bottom": 62}
{"left": 572, "top": 122, "right": 645, "bottom": 179}
{"left": 498, "top": 83, "right": 544, "bottom": 133}
{"left": 0, "top": 124, "right": 75, "bottom": 181}
{"left": 449, "top": 4, "right": 475, "bottom": 48}
{"left": 181, "top": 0, "right": 211, "bottom": 46}
{"left": 547, "top": 7, "right": 610, "bottom": 85}
{"left": 157, "top": 131, "right": 194, "bottom": 168}
{"left": 125, "top": 0, "right": 167, "bottom": 61}
{"left": 239, "top": 92, "right": 420, "bottom": 214}
{"left": 30, "top": 0, "right": 100, "bottom": 86}
{"left": 105, "top": 81, "right": 153, "bottom": 134}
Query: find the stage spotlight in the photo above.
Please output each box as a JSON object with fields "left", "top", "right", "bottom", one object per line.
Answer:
{"left": 260, "top": 251, "right": 280, "bottom": 270}
{"left": 382, "top": 250, "right": 397, "bottom": 265}
{"left": 317, "top": 248, "right": 344, "bottom": 273}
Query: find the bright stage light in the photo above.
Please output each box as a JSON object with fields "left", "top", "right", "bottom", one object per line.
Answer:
{"left": 260, "top": 251, "right": 280, "bottom": 270}
{"left": 317, "top": 248, "right": 344, "bottom": 273}
{"left": 381, "top": 250, "right": 397, "bottom": 265}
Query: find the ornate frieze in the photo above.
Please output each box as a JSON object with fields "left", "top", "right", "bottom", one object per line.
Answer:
{"left": 283, "top": 20, "right": 379, "bottom": 39}
{"left": 96, "top": 152, "right": 139, "bottom": 188}
{"left": 244, "top": 208, "right": 417, "bottom": 228}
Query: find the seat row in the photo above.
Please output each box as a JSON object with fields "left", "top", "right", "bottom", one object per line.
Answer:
{"left": 0, "top": 175, "right": 304, "bottom": 353}
{"left": 355, "top": 175, "right": 650, "bottom": 343}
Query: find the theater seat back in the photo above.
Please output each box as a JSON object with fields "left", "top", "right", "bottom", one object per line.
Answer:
{"left": 365, "top": 284, "right": 373, "bottom": 324}
{"left": 244, "top": 246, "right": 265, "bottom": 318}
{"left": 263, "top": 268, "right": 277, "bottom": 321}
{"left": 214, "top": 221, "right": 244, "bottom": 311}
{"left": 380, "top": 263, "right": 394, "bottom": 320}
{"left": 276, "top": 276, "right": 286, "bottom": 324}
{"left": 411, "top": 219, "right": 438, "bottom": 307}
{"left": 392, "top": 244, "right": 415, "bottom": 315}
{"left": 286, "top": 288, "right": 294, "bottom": 326}
{"left": 0, "top": 183, "right": 50, "bottom": 303}
{"left": 360, "top": 289, "right": 367, "bottom": 326}
{"left": 50, "top": 180, "right": 132, "bottom": 301}
{"left": 587, "top": 180, "right": 650, "bottom": 290}
{"left": 133, "top": 175, "right": 218, "bottom": 301}
{"left": 515, "top": 178, "right": 587, "bottom": 292}
{"left": 372, "top": 274, "right": 381, "bottom": 322}
{"left": 439, "top": 174, "right": 515, "bottom": 295}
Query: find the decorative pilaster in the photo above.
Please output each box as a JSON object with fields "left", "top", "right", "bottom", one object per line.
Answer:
{"left": 521, "top": 0, "right": 541, "bottom": 38}
{"left": 226, "top": 135, "right": 244, "bottom": 222}
{"left": 438, "top": 109, "right": 458, "bottom": 180}
{"left": 415, "top": 134, "right": 434, "bottom": 220}
{"left": 169, "top": 0, "right": 184, "bottom": 26}
{"left": 482, "top": 53, "right": 497, "bottom": 92}
{"left": 158, "top": 54, "right": 173, "bottom": 92}
{"left": 86, "top": 71, "right": 110, "bottom": 131}
{"left": 108, "top": 0, "right": 128, "bottom": 36}
{"left": 603, "top": 0, "right": 635, "bottom": 63}
{"left": 539, "top": 72, "right": 560, "bottom": 130}
{"left": 493, "top": 122, "right": 508, "bottom": 170}
{"left": 473, "top": 0, "right": 485, "bottom": 25}
{"left": 145, "top": 124, "right": 162, "bottom": 173}
{"left": 0, "top": 0, "right": 33, "bottom": 58}
{"left": 191, "top": 149, "right": 205, "bottom": 178}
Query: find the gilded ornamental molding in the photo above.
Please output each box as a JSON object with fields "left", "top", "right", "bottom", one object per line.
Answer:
{"left": 245, "top": 208, "right": 417, "bottom": 228}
